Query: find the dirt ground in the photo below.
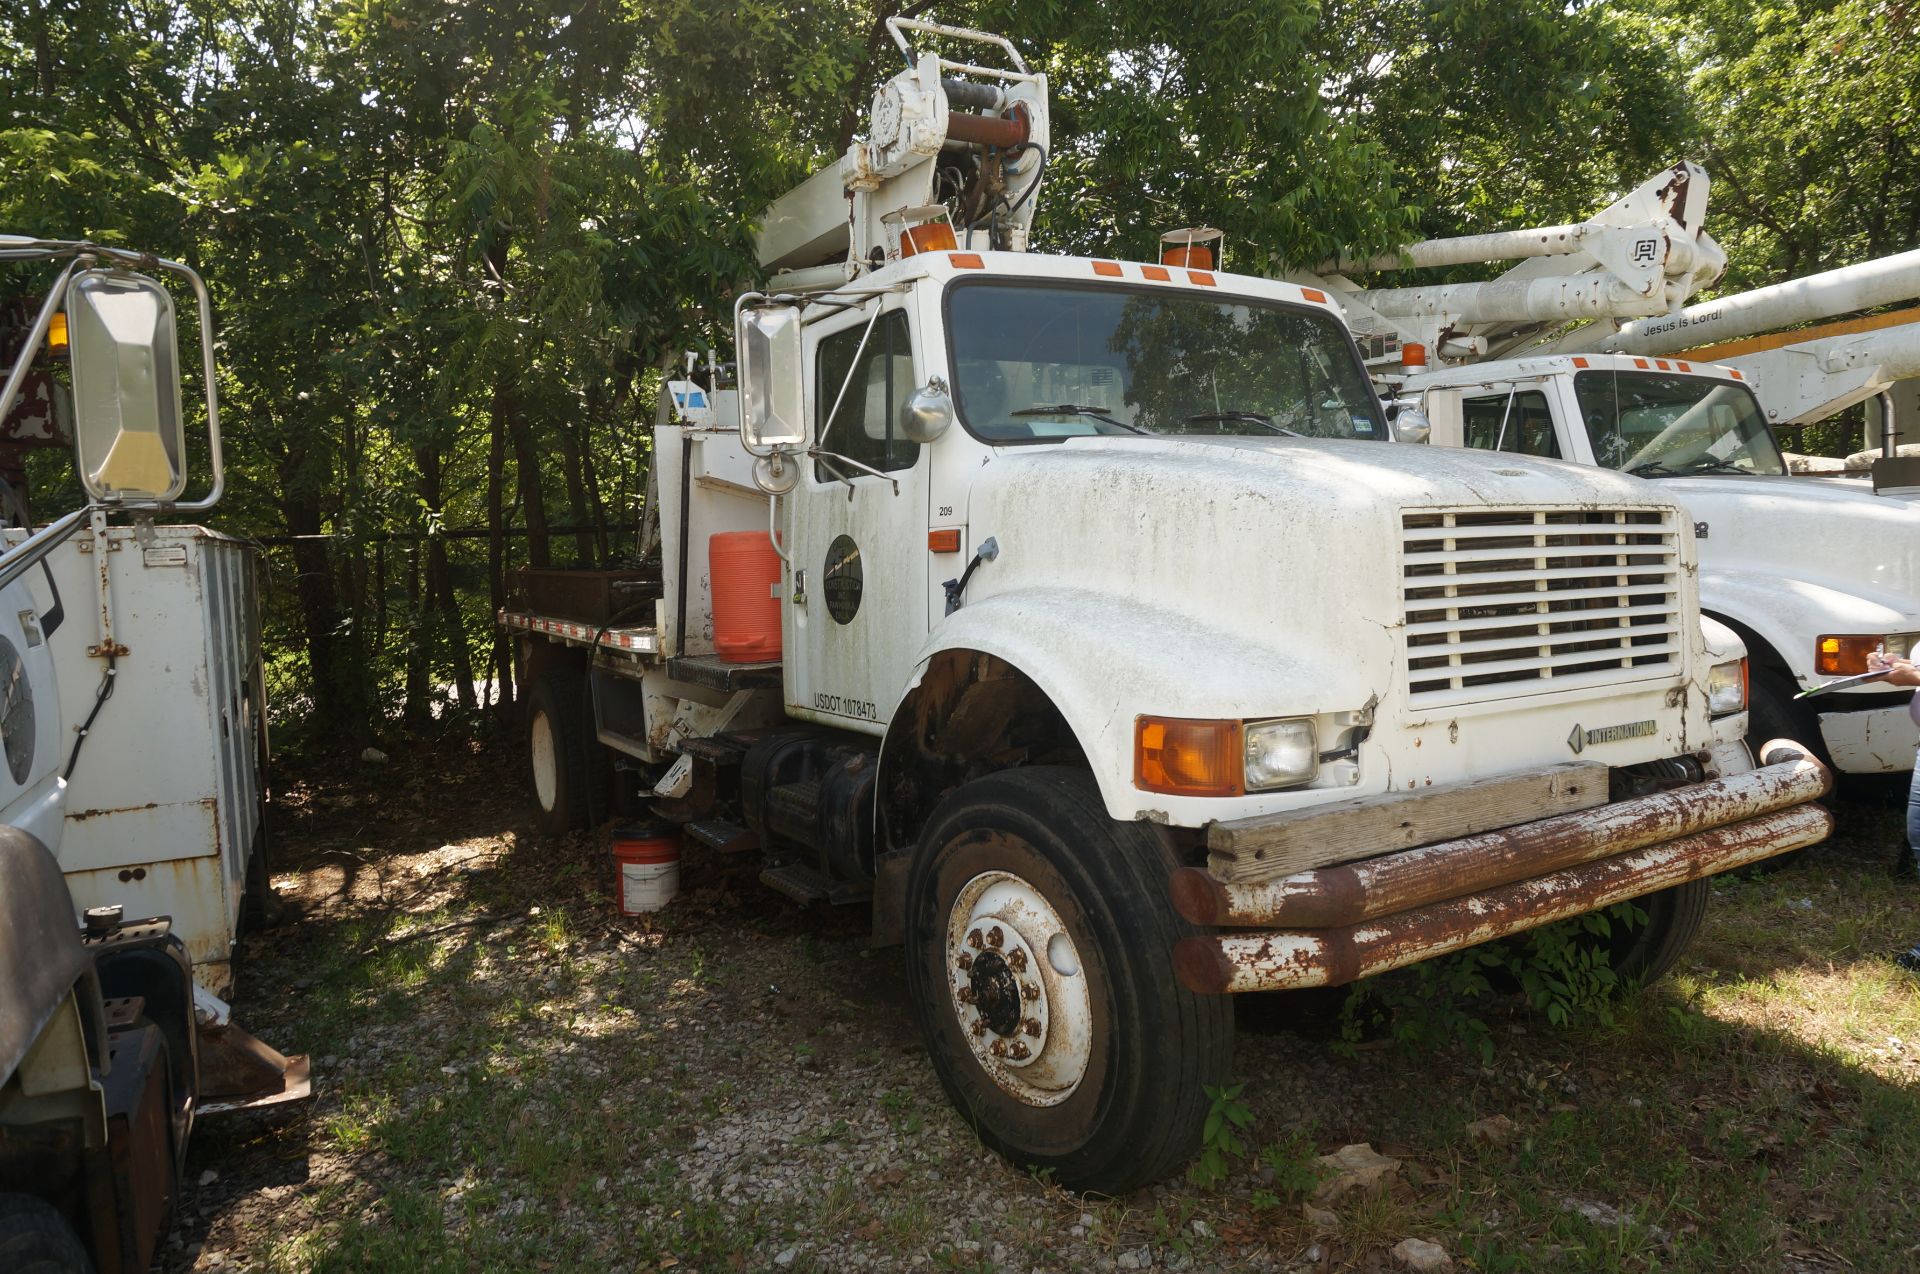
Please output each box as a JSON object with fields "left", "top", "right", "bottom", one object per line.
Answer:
{"left": 164, "top": 742, "right": 1920, "bottom": 1273}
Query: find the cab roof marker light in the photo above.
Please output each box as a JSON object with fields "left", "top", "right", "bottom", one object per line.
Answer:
{"left": 1187, "top": 271, "right": 1215, "bottom": 287}
{"left": 1300, "top": 287, "right": 1328, "bottom": 304}
{"left": 1633, "top": 358, "right": 1650, "bottom": 369}
{"left": 1092, "top": 261, "right": 1123, "bottom": 277}
{"left": 1571, "top": 356, "right": 1590, "bottom": 368}
{"left": 1141, "top": 265, "right": 1171, "bottom": 282}
{"left": 950, "top": 253, "right": 986, "bottom": 269}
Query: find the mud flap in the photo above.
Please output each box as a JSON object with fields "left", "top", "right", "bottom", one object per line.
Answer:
{"left": 192, "top": 986, "right": 312, "bottom": 1116}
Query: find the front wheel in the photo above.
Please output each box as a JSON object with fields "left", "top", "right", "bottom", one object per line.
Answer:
{"left": 904, "top": 767, "right": 1233, "bottom": 1194}
{"left": 1599, "top": 879, "right": 1709, "bottom": 987}
{"left": 0, "top": 1193, "right": 94, "bottom": 1273}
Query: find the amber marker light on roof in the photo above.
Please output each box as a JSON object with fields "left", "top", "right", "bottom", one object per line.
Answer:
{"left": 950, "top": 253, "right": 985, "bottom": 269}
{"left": 1092, "top": 261, "right": 1123, "bottom": 277}
{"left": 1571, "top": 357, "right": 1590, "bottom": 368}
{"left": 1141, "top": 265, "right": 1171, "bottom": 281}
{"left": 1187, "top": 271, "right": 1215, "bottom": 287}
{"left": 1300, "top": 287, "right": 1327, "bottom": 303}
{"left": 1135, "top": 716, "right": 1242, "bottom": 798}
{"left": 1633, "top": 358, "right": 1650, "bottom": 369}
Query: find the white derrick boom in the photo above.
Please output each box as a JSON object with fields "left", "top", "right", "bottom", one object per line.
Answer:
{"left": 1568, "top": 247, "right": 1920, "bottom": 357}
{"left": 1296, "top": 162, "right": 1725, "bottom": 364}
{"left": 755, "top": 18, "right": 1049, "bottom": 290}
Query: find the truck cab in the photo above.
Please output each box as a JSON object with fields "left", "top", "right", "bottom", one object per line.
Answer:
{"left": 1404, "top": 351, "right": 1920, "bottom": 775}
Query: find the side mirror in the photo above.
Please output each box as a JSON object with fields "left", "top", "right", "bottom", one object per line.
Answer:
{"left": 737, "top": 304, "right": 806, "bottom": 450}
{"left": 1392, "top": 404, "right": 1432, "bottom": 444}
{"left": 66, "top": 269, "right": 187, "bottom": 502}
{"left": 898, "top": 377, "right": 953, "bottom": 443}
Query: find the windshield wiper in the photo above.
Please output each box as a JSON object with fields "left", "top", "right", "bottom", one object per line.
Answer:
{"left": 1010, "top": 403, "right": 1146, "bottom": 433}
{"left": 1627, "top": 460, "right": 1681, "bottom": 477}
{"left": 1676, "top": 458, "right": 1752, "bottom": 476}
{"left": 1185, "top": 410, "right": 1304, "bottom": 438}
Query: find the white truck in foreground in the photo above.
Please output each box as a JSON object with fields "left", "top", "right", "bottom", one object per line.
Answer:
{"left": 1304, "top": 189, "right": 1920, "bottom": 777}
{"left": 0, "top": 237, "right": 305, "bottom": 1270}
{"left": 502, "top": 23, "right": 1833, "bottom": 1192}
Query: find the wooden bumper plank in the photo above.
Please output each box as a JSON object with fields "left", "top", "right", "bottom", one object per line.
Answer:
{"left": 1206, "top": 760, "right": 1607, "bottom": 883}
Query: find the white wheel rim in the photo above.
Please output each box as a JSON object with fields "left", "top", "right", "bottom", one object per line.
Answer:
{"left": 946, "top": 869, "right": 1093, "bottom": 1106}
{"left": 530, "top": 709, "right": 558, "bottom": 813}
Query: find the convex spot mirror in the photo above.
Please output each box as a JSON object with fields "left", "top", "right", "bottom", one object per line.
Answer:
{"left": 67, "top": 269, "right": 187, "bottom": 502}
{"left": 737, "top": 305, "right": 806, "bottom": 450}
{"left": 898, "top": 376, "right": 953, "bottom": 443}
{"left": 1391, "top": 404, "right": 1432, "bottom": 444}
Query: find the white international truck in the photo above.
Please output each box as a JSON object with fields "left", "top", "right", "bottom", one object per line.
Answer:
{"left": 0, "top": 237, "right": 305, "bottom": 1270}
{"left": 501, "top": 23, "right": 1834, "bottom": 1192}
{"left": 1304, "top": 189, "right": 1920, "bottom": 778}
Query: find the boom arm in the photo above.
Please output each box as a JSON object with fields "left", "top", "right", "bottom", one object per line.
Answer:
{"left": 755, "top": 19, "right": 1049, "bottom": 290}
{"left": 1296, "top": 162, "right": 1725, "bottom": 364}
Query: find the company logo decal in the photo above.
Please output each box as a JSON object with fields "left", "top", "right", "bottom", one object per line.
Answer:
{"left": 1567, "top": 719, "right": 1659, "bottom": 754}
{"left": 823, "top": 534, "right": 863, "bottom": 625}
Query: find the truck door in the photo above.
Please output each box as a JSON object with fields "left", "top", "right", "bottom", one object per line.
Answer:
{"left": 1460, "top": 385, "right": 1564, "bottom": 459}
{"left": 785, "top": 300, "right": 929, "bottom": 733}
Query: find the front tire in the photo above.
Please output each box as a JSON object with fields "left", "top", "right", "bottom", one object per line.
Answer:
{"left": 904, "top": 767, "right": 1233, "bottom": 1194}
{"left": 0, "top": 1193, "right": 94, "bottom": 1273}
{"left": 1746, "top": 671, "right": 1826, "bottom": 870}
{"left": 1600, "top": 879, "right": 1709, "bottom": 987}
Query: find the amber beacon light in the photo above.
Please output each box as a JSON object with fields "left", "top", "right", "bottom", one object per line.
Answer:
{"left": 1160, "top": 227, "right": 1223, "bottom": 271}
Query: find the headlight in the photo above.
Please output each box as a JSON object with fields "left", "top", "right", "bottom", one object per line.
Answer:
{"left": 1817, "top": 632, "right": 1920, "bottom": 675}
{"left": 1707, "top": 657, "right": 1748, "bottom": 717}
{"left": 1243, "top": 718, "right": 1319, "bottom": 791}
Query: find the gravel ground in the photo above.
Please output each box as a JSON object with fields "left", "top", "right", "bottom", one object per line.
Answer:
{"left": 158, "top": 743, "right": 1920, "bottom": 1272}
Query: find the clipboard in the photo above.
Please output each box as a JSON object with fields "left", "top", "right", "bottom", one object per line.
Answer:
{"left": 1793, "top": 669, "right": 1894, "bottom": 700}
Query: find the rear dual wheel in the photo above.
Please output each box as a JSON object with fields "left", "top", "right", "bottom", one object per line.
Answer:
{"left": 905, "top": 768, "right": 1233, "bottom": 1195}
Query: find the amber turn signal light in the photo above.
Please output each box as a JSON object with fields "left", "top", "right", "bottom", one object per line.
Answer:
{"left": 1817, "top": 635, "right": 1887, "bottom": 676}
{"left": 928, "top": 528, "right": 962, "bottom": 553}
{"left": 1135, "top": 716, "right": 1242, "bottom": 798}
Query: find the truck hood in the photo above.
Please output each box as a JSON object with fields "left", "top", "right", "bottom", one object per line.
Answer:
{"left": 1659, "top": 474, "right": 1920, "bottom": 618}
{"left": 960, "top": 436, "right": 1688, "bottom": 711}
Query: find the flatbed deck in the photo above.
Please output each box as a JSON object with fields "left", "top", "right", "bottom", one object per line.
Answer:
{"left": 499, "top": 608, "right": 660, "bottom": 656}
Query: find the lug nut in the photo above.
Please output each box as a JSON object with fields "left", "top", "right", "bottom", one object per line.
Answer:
{"left": 990, "top": 1039, "right": 1007, "bottom": 1058}
{"left": 967, "top": 928, "right": 983, "bottom": 950}
{"left": 971, "top": 1020, "right": 986, "bottom": 1037}
{"left": 1010, "top": 1041, "right": 1031, "bottom": 1060}
{"left": 1008, "top": 949, "right": 1027, "bottom": 972}
{"left": 986, "top": 926, "right": 1004, "bottom": 949}
{"left": 1020, "top": 982, "right": 1040, "bottom": 1001}
{"left": 1024, "top": 1018, "right": 1041, "bottom": 1037}
{"left": 957, "top": 952, "right": 973, "bottom": 970}
{"left": 956, "top": 987, "right": 974, "bottom": 1004}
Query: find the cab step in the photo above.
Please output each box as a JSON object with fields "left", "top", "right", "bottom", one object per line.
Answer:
{"left": 684, "top": 818, "right": 758, "bottom": 855}
{"left": 759, "top": 862, "right": 872, "bottom": 907}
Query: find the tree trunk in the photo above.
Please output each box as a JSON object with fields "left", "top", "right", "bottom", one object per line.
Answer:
{"left": 555, "top": 420, "right": 597, "bottom": 566}
{"left": 487, "top": 391, "right": 516, "bottom": 719}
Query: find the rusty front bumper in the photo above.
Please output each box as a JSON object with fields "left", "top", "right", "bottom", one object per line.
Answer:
{"left": 1171, "top": 750, "right": 1832, "bottom": 995}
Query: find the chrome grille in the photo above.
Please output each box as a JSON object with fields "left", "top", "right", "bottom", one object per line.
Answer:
{"left": 1402, "top": 508, "right": 1681, "bottom": 704}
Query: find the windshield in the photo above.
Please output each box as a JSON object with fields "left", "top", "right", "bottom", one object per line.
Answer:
{"left": 946, "top": 281, "right": 1389, "bottom": 442}
{"left": 1574, "top": 371, "right": 1785, "bottom": 476}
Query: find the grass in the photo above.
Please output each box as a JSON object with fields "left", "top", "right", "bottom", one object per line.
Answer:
{"left": 186, "top": 751, "right": 1920, "bottom": 1273}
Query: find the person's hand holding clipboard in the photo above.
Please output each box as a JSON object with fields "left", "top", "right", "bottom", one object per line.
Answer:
{"left": 1796, "top": 651, "right": 1920, "bottom": 699}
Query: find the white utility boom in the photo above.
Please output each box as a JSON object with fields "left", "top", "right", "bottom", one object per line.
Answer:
{"left": 1300, "top": 162, "right": 1726, "bottom": 364}
{"left": 757, "top": 17, "right": 1049, "bottom": 290}
{"left": 1543, "top": 248, "right": 1920, "bottom": 430}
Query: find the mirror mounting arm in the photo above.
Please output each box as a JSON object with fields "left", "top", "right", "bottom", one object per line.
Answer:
{"left": 807, "top": 449, "right": 901, "bottom": 497}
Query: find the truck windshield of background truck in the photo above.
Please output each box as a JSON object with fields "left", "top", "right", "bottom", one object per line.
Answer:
{"left": 1574, "top": 371, "right": 1786, "bottom": 477}
{"left": 945, "top": 281, "right": 1388, "bottom": 443}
